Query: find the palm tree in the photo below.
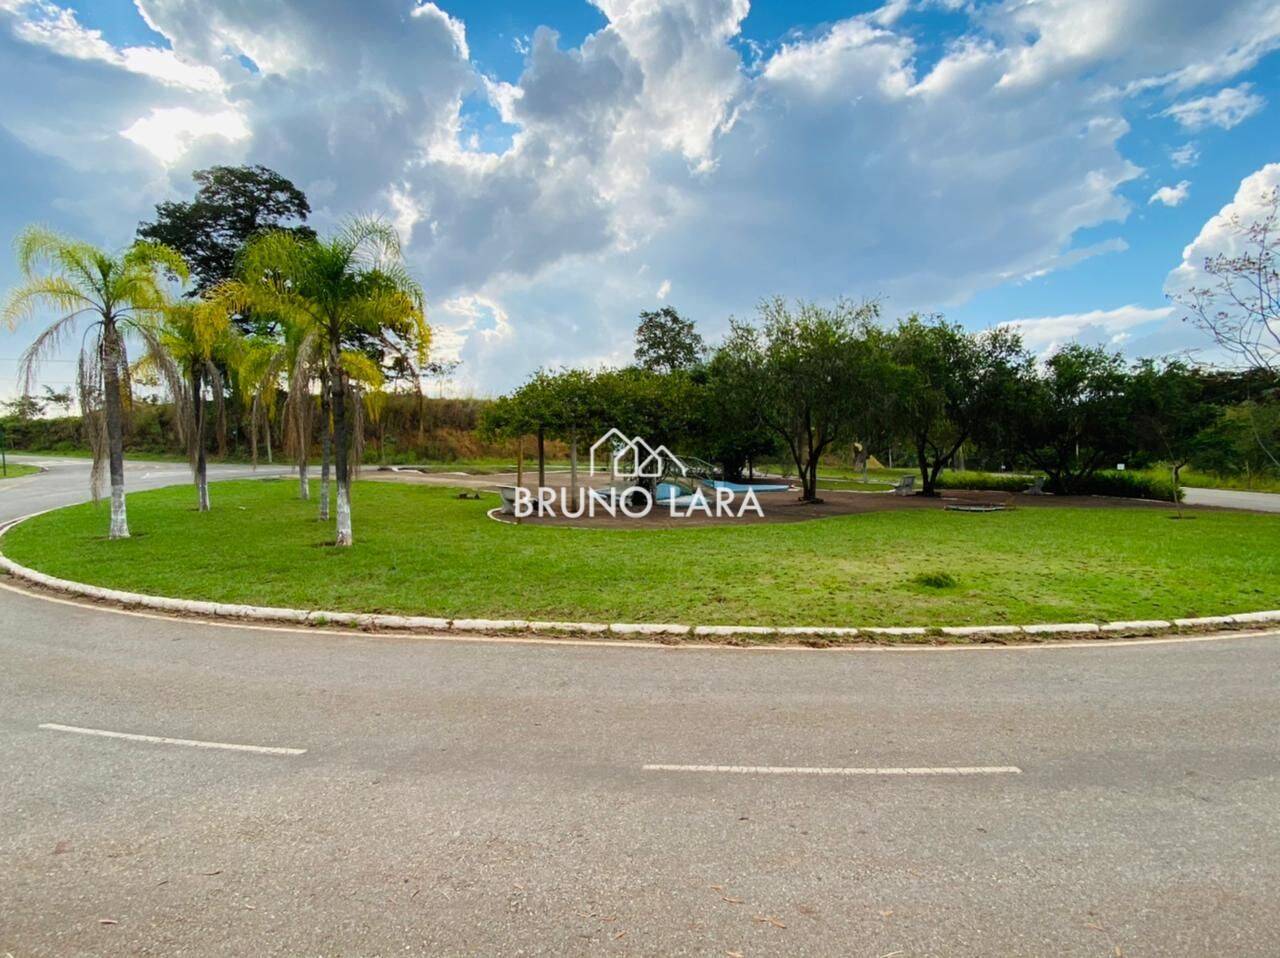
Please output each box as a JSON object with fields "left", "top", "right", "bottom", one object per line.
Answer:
{"left": 2, "top": 227, "right": 187, "bottom": 538}
{"left": 140, "top": 298, "right": 239, "bottom": 511}
{"left": 220, "top": 218, "right": 426, "bottom": 545}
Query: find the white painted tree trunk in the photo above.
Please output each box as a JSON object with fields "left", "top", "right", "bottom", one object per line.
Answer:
{"left": 109, "top": 484, "right": 129, "bottom": 539}
{"left": 299, "top": 461, "right": 310, "bottom": 500}
{"left": 335, "top": 483, "right": 353, "bottom": 546}
{"left": 197, "top": 475, "right": 210, "bottom": 511}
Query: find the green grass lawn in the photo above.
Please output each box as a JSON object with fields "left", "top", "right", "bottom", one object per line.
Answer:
{"left": 0, "top": 462, "right": 39, "bottom": 480}
{"left": 5, "top": 479, "right": 1278, "bottom": 627}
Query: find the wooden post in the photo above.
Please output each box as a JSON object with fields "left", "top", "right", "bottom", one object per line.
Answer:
{"left": 569, "top": 428, "right": 578, "bottom": 508}
{"left": 537, "top": 426, "right": 546, "bottom": 489}
{"left": 515, "top": 436, "right": 524, "bottom": 525}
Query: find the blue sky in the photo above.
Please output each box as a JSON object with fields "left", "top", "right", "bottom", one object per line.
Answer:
{"left": 1, "top": 0, "right": 1278, "bottom": 399}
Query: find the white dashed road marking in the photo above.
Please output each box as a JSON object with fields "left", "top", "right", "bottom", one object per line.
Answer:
{"left": 39, "top": 723, "right": 307, "bottom": 756}
{"left": 643, "top": 764, "right": 1021, "bottom": 776}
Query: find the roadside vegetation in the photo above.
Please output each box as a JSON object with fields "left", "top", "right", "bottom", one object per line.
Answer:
{"left": 5, "top": 480, "right": 1277, "bottom": 627}
{"left": 0, "top": 462, "right": 38, "bottom": 480}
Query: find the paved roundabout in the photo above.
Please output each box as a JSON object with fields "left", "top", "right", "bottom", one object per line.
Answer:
{"left": 3, "top": 457, "right": 1279, "bottom": 955}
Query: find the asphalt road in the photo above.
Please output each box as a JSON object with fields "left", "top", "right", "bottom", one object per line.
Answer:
{"left": 1183, "top": 485, "right": 1280, "bottom": 513}
{"left": 2, "top": 457, "right": 1279, "bottom": 956}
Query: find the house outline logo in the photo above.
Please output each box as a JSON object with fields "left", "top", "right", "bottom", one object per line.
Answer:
{"left": 589, "top": 428, "right": 688, "bottom": 479}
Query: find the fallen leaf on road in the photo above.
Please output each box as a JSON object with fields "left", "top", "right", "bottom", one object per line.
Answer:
{"left": 199, "top": 870, "right": 222, "bottom": 876}
{"left": 613, "top": 931, "right": 625, "bottom": 940}
{"left": 726, "top": 951, "right": 744, "bottom": 957}
{"left": 722, "top": 897, "right": 744, "bottom": 904}
{"left": 98, "top": 919, "right": 118, "bottom": 926}
{"left": 53, "top": 841, "right": 71, "bottom": 855}
{"left": 879, "top": 910, "right": 894, "bottom": 918}
{"left": 753, "top": 915, "right": 786, "bottom": 929}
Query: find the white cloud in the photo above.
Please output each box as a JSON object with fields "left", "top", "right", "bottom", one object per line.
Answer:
{"left": 656, "top": 279, "right": 671, "bottom": 299}
{"left": 1149, "top": 180, "right": 1190, "bottom": 207}
{"left": 7, "top": 0, "right": 222, "bottom": 92}
{"left": 1165, "top": 162, "right": 1280, "bottom": 297}
{"left": 1003, "top": 305, "right": 1176, "bottom": 354}
{"left": 1170, "top": 142, "right": 1199, "bottom": 168}
{"left": 1161, "top": 83, "right": 1266, "bottom": 130}
{"left": 120, "top": 107, "right": 249, "bottom": 165}
{"left": 989, "top": 0, "right": 1280, "bottom": 93}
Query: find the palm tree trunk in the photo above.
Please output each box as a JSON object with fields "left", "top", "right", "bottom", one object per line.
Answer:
{"left": 192, "top": 369, "right": 209, "bottom": 512}
{"left": 319, "top": 372, "right": 332, "bottom": 521}
{"left": 102, "top": 322, "right": 129, "bottom": 539}
{"left": 331, "top": 347, "right": 353, "bottom": 546}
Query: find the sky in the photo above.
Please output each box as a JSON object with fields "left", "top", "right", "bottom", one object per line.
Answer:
{"left": 0, "top": 0, "right": 1278, "bottom": 401}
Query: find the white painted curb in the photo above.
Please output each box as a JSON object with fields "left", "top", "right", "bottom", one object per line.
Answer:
{"left": 1, "top": 510, "right": 1277, "bottom": 646}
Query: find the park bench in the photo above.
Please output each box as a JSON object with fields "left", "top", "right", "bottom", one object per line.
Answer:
{"left": 892, "top": 475, "right": 915, "bottom": 496}
{"left": 1023, "top": 476, "right": 1047, "bottom": 495}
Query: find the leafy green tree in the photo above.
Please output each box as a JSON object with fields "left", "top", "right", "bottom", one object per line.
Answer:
{"left": 138, "top": 165, "right": 313, "bottom": 314}
{"left": 2, "top": 394, "right": 44, "bottom": 420}
{"left": 635, "top": 307, "right": 705, "bottom": 373}
{"left": 698, "top": 350, "right": 778, "bottom": 479}
{"left": 888, "top": 316, "right": 1028, "bottom": 496}
{"left": 3, "top": 227, "right": 187, "bottom": 537}
{"left": 717, "top": 297, "right": 884, "bottom": 502}
{"left": 1128, "top": 359, "right": 1220, "bottom": 509}
{"left": 222, "top": 219, "right": 425, "bottom": 545}
{"left": 1006, "top": 344, "right": 1133, "bottom": 494}
{"left": 40, "top": 385, "right": 72, "bottom": 414}
{"left": 480, "top": 370, "right": 563, "bottom": 487}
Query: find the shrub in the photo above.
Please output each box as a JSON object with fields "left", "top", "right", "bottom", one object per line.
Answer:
{"left": 1065, "top": 470, "right": 1181, "bottom": 502}
{"left": 935, "top": 470, "right": 1030, "bottom": 493}
{"left": 913, "top": 570, "right": 958, "bottom": 589}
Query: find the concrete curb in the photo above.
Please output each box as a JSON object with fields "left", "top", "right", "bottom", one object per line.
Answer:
{"left": 1, "top": 510, "right": 1278, "bottom": 646}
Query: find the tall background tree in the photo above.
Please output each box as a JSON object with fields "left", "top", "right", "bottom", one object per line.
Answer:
{"left": 2, "top": 227, "right": 187, "bottom": 537}
{"left": 634, "top": 307, "right": 705, "bottom": 373}
{"left": 138, "top": 165, "right": 313, "bottom": 318}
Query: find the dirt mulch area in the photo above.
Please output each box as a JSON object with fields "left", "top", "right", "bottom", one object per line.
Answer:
{"left": 513, "top": 488, "right": 1211, "bottom": 529}
{"left": 366, "top": 467, "right": 1209, "bottom": 528}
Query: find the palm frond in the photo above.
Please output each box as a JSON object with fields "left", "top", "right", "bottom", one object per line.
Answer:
{"left": 1, "top": 277, "right": 98, "bottom": 330}
{"left": 17, "top": 310, "right": 96, "bottom": 394}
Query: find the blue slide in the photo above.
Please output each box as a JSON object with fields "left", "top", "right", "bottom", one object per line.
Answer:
{"left": 701, "top": 478, "right": 790, "bottom": 493}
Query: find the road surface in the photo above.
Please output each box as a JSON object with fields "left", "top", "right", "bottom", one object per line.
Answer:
{"left": 1183, "top": 485, "right": 1280, "bottom": 513}
{"left": 2, "top": 457, "right": 1278, "bottom": 955}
